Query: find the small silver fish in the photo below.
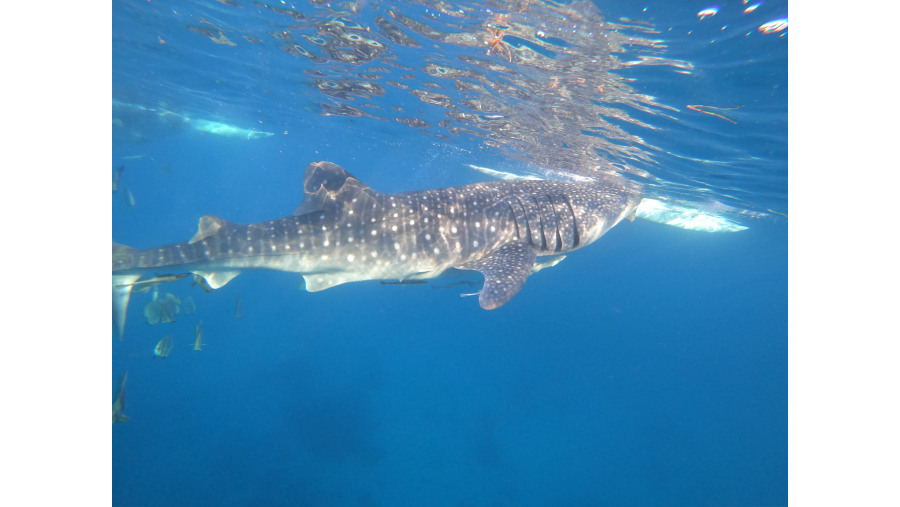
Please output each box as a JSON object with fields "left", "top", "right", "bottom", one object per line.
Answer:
{"left": 154, "top": 334, "right": 174, "bottom": 358}
{"left": 143, "top": 293, "right": 181, "bottom": 325}
{"left": 193, "top": 320, "right": 203, "bottom": 351}
{"left": 183, "top": 296, "right": 197, "bottom": 315}
{"left": 113, "top": 165, "right": 124, "bottom": 192}
{"left": 112, "top": 371, "right": 130, "bottom": 423}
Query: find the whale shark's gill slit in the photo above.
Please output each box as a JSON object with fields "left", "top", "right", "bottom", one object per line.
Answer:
{"left": 555, "top": 204, "right": 565, "bottom": 252}
{"left": 563, "top": 195, "right": 580, "bottom": 247}
{"left": 530, "top": 195, "right": 548, "bottom": 251}
{"left": 514, "top": 196, "right": 534, "bottom": 246}
{"left": 556, "top": 194, "right": 574, "bottom": 251}
{"left": 547, "top": 193, "right": 563, "bottom": 252}
{"left": 506, "top": 200, "right": 521, "bottom": 240}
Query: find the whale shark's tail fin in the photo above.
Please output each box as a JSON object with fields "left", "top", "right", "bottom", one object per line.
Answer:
{"left": 112, "top": 243, "right": 141, "bottom": 340}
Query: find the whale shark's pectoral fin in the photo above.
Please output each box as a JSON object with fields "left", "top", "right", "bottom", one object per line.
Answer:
{"left": 191, "top": 270, "right": 240, "bottom": 290}
{"left": 459, "top": 241, "right": 538, "bottom": 310}
{"left": 531, "top": 255, "right": 566, "bottom": 274}
{"left": 302, "top": 273, "right": 353, "bottom": 292}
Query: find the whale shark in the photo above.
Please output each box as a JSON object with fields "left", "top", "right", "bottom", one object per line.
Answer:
{"left": 112, "top": 161, "right": 642, "bottom": 337}
{"left": 466, "top": 164, "right": 750, "bottom": 232}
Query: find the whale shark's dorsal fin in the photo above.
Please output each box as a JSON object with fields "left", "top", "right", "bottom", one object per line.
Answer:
{"left": 459, "top": 241, "right": 538, "bottom": 310}
{"left": 294, "top": 161, "right": 379, "bottom": 216}
{"left": 189, "top": 215, "right": 236, "bottom": 244}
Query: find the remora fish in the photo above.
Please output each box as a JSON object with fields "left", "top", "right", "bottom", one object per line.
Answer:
{"left": 380, "top": 280, "right": 427, "bottom": 285}
{"left": 113, "top": 273, "right": 189, "bottom": 289}
{"left": 112, "top": 161, "right": 641, "bottom": 335}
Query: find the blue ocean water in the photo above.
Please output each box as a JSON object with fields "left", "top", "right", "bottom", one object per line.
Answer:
{"left": 112, "top": 1, "right": 787, "bottom": 506}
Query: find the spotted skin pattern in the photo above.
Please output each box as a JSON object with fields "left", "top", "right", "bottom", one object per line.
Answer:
{"left": 113, "top": 161, "right": 642, "bottom": 314}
